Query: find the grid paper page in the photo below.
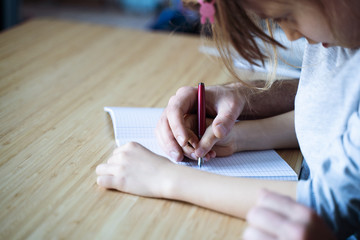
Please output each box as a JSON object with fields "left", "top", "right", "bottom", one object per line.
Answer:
{"left": 104, "top": 107, "right": 298, "bottom": 181}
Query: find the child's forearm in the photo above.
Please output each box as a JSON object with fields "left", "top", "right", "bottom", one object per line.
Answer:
{"left": 162, "top": 111, "right": 299, "bottom": 218}
{"left": 233, "top": 111, "right": 299, "bottom": 151}
{"left": 96, "top": 141, "right": 298, "bottom": 219}
{"left": 164, "top": 164, "right": 297, "bottom": 219}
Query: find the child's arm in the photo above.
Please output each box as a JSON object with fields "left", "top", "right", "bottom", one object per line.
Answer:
{"left": 97, "top": 111, "right": 298, "bottom": 218}
{"left": 96, "top": 141, "right": 297, "bottom": 219}
{"left": 165, "top": 162, "right": 297, "bottom": 219}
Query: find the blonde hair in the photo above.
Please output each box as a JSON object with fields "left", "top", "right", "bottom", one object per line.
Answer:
{"left": 184, "top": 0, "right": 284, "bottom": 89}
{"left": 184, "top": 0, "right": 360, "bottom": 88}
{"left": 213, "top": 2, "right": 283, "bottom": 88}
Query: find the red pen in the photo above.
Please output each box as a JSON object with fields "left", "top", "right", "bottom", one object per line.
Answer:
{"left": 198, "top": 82, "right": 206, "bottom": 168}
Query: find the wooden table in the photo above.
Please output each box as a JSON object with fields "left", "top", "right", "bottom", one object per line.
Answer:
{"left": 0, "top": 19, "right": 302, "bottom": 239}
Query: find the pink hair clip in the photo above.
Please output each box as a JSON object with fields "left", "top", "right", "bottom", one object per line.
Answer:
{"left": 198, "top": 0, "right": 216, "bottom": 24}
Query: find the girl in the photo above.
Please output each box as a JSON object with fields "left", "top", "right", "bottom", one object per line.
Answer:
{"left": 96, "top": 0, "right": 360, "bottom": 239}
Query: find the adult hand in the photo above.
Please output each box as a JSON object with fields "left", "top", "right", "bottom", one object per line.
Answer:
{"left": 243, "top": 190, "right": 336, "bottom": 240}
{"left": 155, "top": 83, "right": 246, "bottom": 162}
{"left": 183, "top": 115, "right": 239, "bottom": 158}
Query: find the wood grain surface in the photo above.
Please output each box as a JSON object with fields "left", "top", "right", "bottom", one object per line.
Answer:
{"left": 0, "top": 18, "right": 302, "bottom": 239}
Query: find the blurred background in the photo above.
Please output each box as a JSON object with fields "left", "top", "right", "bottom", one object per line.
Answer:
{"left": 1, "top": 0, "right": 201, "bottom": 33}
{"left": 0, "top": 0, "right": 304, "bottom": 78}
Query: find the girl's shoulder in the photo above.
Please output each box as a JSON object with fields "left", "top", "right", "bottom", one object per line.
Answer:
{"left": 302, "top": 44, "right": 360, "bottom": 76}
{"left": 335, "top": 47, "right": 360, "bottom": 82}
{"left": 336, "top": 47, "right": 360, "bottom": 66}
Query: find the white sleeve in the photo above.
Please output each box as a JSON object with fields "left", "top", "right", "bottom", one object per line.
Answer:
{"left": 297, "top": 105, "right": 360, "bottom": 240}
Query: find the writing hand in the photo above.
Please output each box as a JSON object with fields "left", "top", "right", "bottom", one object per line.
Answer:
{"left": 155, "top": 84, "right": 245, "bottom": 162}
{"left": 184, "top": 115, "right": 239, "bottom": 159}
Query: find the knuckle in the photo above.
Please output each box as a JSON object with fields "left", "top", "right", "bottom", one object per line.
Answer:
{"left": 168, "top": 95, "right": 179, "bottom": 107}
{"left": 171, "top": 125, "right": 184, "bottom": 138}
{"left": 223, "top": 112, "right": 237, "bottom": 121}
{"left": 114, "top": 176, "right": 126, "bottom": 189}
{"left": 113, "top": 143, "right": 137, "bottom": 162}
{"left": 176, "top": 86, "right": 193, "bottom": 96}
{"left": 157, "top": 113, "right": 168, "bottom": 126}
{"left": 165, "top": 139, "right": 178, "bottom": 150}
{"left": 113, "top": 164, "right": 125, "bottom": 174}
{"left": 166, "top": 102, "right": 181, "bottom": 116}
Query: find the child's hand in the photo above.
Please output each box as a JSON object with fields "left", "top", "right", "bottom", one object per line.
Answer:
{"left": 244, "top": 190, "right": 336, "bottom": 240}
{"left": 155, "top": 84, "right": 245, "bottom": 162}
{"left": 96, "top": 142, "right": 175, "bottom": 198}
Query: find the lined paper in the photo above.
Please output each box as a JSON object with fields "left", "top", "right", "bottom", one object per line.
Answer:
{"left": 105, "top": 107, "right": 298, "bottom": 180}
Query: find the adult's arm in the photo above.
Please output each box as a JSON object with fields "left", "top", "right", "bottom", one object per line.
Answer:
{"left": 239, "top": 79, "right": 299, "bottom": 119}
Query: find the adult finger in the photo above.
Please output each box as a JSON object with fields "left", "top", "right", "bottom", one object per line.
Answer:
{"left": 166, "top": 86, "right": 197, "bottom": 147}
{"left": 195, "top": 124, "right": 218, "bottom": 158}
{"left": 212, "top": 97, "right": 242, "bottom": 139}
{"left": 176, "top": 114, "right": 215, "bottom": 161}
{"left": 155, "top": 112, "right": 184, "bottom": 162}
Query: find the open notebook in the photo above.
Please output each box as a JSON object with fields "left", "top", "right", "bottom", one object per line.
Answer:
{"left": 104, "top": 107, "right": 298, "bottom": 181}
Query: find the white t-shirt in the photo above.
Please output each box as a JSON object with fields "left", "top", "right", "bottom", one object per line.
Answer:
{"left": 295, "top": 43, "right": 360, "bottom": 239}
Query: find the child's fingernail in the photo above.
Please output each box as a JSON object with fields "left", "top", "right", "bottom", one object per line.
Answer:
{"left": 191, "top": 153, "right": 197, "bottom": 160}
